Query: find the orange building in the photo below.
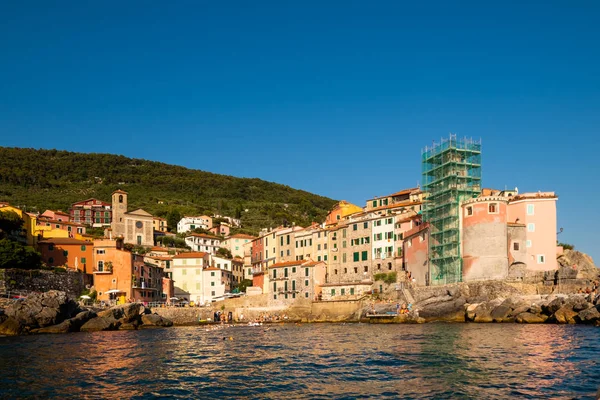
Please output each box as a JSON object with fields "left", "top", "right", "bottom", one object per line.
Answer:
{"left": 92, "top": 239, "right": 134, "bottom": 304}
{"left": 38, "top": 238, "right": 94, "bottom": 273}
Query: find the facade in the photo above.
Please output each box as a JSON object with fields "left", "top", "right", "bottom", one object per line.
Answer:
{"left": 153, "top": 217, "right": 168, "bottom": 232}
{"left": 184, "top": 233, "right": 221, "bottom": 254}
{"left": 177, "top": 215, "right": 212, "bottom": 233}
{"left": 38, "top": 238, "right": 94, "bottom": 273}
{"left": 209, "top": 222, "right": 231, "bottom": 236}
{"left": 220, "top": 234, "right": 255, "bottom": 259}
{"left": 294, "top": 226, "right": 316, "bottom": 261}
{"left": 70, "top": 198, "right": 112, "bottom": 227}
{"left": 39, "top": 210, "right": 71, "bottom": 222}
{"left": 325, "top": 201, "right": 363, "bottom": 226}
{"left": 403, "top": 222, "right": 430, "bottom": 286}
{"left": 276, "top": 226, "right": 304, "bottom": 263}
{"left": 312, "top": 228, "right": 329, "bottom": 263}
{"left": 131, "top": 254, "right": 164, "bottom": 303}
{"left": 92, "top": 239, "right": 134, "bottom": 304}
{"left": 269, "top": 260, "right": 326, "bottom": 302}
{"left": 36, "top": 217, "right": 86, "bottom": 236}
{"left": 111, "top": 190, "right": 154, "bottom": 246}
{"left": 507, "top": 192, "right": 558, "bottom": 271}
{"left": 320, "top": 281, "right": 373, "bottom": 301}
{"left": 461, "top": 196, "right": 509, "bottom": 281}
{"left": 232, "top": 257, "right": 244, "bottom": 285}
{"left": 422, "top": 135, "right": 482, "bottom": 285}
{"left": 171, "top": 252, "right": 210, "bottom": 303}
{"left": 203, "top": 267, "right": 232, "bottom": 302}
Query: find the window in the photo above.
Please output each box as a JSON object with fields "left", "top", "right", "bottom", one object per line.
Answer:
{"left": 341, "top": 288, "right": 345, "bottom": 296}
{"left": 196, "top": 283, "right": 200, "bottom": 290}
{"left": 342, "top": 241, "right": 346, "bottom": 248}
{"left": 528, "top": 223, "right": 535, "bottom": 232}
{"left": 361, "top": 251, "right": 368, "bottom": 261}
{"left": 62, "top": 250, "right": 69, "bottom": 257}
{"left": 284, "top": 268, "right": 288, "bottom": 277}
{"left": 210, "top": 271, "right": 215, "bottom": 276}
{"left": 273, "top": 282, "right": 277, "bottom": 291}
{"left": 305, "top": 280, "right": 309, "bottom": 286}
{"left": 318, "top": 256, "right": 321, "bottom": 261}
{"left": 48, "top": 244, "right": 54, "bottom": 251}
{"left": 212, "top": 291, "right": 216, "bottom": 296}
{"left": 305, "top": 292, "right": 309, "bottom": 298}
{"left": 537, "top": 255, "right": 545, "bottom": 264}
{"left": 317, "top": 244, "right": 321, "bottom": 251}
{"left": 182, "top": 269, "right": 187, "bottom": 276}
{"left": 466, "top": 206, "right": 473, "bottom": 216}
{"left": 526, "top": 240, "right": 532, "bottom": 248}
{"left": 372, "top": 200, "right": 377, "bottom": 207}
{"left": 292, "top": 267, "right": 296, "bottom": 273}
{"left": 305, "top": 268, "right": 309, "bottom": 276}
{"left": 353, "top": 224, "right": 358, "bottom": 231}
{"left": 97, "top": 260, "right": 104, "bottom": 271}
{"left": 274, "top": 294, "right": 277, "bottom": 300}
{"left": 350, "top": 288, "right": 355, "bottom": 295}
{"left": 292, "top": 280, "right": 296, "bottom": 290}
{"left": 48, "top": 257, "right": 54, "bottom": 264}
{"left": 286, "top": 235, "right": 290, "bottom": 245}
{"left": 527, "top": 204, "right": 535, "bottom": 215}
{"left": 211, "top": 282, "right": 215, "bottom": 286}
{"left": 273, "top": 269, "right": 277, "bottom": 279}
{"left": 343, "top": 253, "right": 346, "bottom": 263}
{"left": 513, "top": 242, "right": 520, "bottom": 251}
{"left": 354, "top": 266, "right": 358, "bottom": 273}
{"left": 81, "top": 257, "right": 86, "bottom": 264}
{"left": 364, "top": 265, "right": 369, "bottom": 272}
{"left": 331, "top": 289, "right": 335, "bottom": 296}
{"left": 353, "top": 252, "right": 359, "bottom": 262}
{"left": 286, "top": 249, "right": 290, "bottom": 256}
{"left": 324, "top": 255, "right": 327, "bottom": 261}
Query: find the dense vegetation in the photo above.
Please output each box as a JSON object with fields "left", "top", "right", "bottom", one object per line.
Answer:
{"left": 0, "top": 147, "right": 338, "bottom": 233}
{"left": 0, "top": 211, "right": 42, "bottom": 269}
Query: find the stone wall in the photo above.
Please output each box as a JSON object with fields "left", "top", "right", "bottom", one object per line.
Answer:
{"left": 0, "top": 269, "right": 91, "bottom": 299}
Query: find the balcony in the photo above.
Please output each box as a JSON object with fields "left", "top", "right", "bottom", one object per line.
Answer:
{"left": 93, "top": 268, "right": 112, "bottom": 274}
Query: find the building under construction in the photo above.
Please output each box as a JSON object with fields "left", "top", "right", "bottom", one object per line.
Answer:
{"left": 422, "top": 135, "right": 482, "bottom": 285}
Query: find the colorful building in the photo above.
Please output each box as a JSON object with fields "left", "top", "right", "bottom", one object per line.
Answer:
{"left": 171, "top": 252, "right": 210, "bottom": 303}
{"left": 184, "top": 233, "right": 221, "bottom": 255}
{"left": 92, "top": 239, "right": 135, "bottom": 304}
{"left": 38, "top": 238, "right": 94, "bottom": 273}
{"left": 70, "top": 198, "right": 112, "bottom": 227}
{"left": 269, "top": 260, "right": 326, "bottom": 302}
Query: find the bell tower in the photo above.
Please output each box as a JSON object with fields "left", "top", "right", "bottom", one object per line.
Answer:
{"left": 111, "top": 189, "right": 128, "bottom": 238}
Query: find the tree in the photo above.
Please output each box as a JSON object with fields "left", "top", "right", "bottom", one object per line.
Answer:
{"left": 0, "top": 211, "right": 23, "bottom": 239}
{"left": 216, "top": 247, "right": 232, "bottom": 259}
{"left": 166, "top": 209, "right": 181, "bottom": 233}
{"left": 235, "top": 279, "right": 253, "bottom": 293}
{"left": 0, "top": 238, "right": 42, "bottom": 269}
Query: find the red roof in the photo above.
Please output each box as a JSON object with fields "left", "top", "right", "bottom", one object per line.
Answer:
{"left": 228, "top": 234, "right": 256, "bottom": 239}
{"left": 270, "top": 260, "right": 304, "bottom": 268}
{"left": 173, "top": 252, "right": 208, "bottom": 259}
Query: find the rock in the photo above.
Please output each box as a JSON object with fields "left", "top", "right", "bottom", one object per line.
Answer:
{"left": 491, "top": 304, "right": 513, "bottom": 322}
{"left": 543, "top": 297, "right": 567, "bottom": 315}
{"left": 418, "top": 297, "right": 466, "bottom": 322}
{"left": 0, "top": 317, "right": 24, "bottom": 336}
{"left": 515, "top": 312, "right": 547, "bottom": 324}
{"left": 4, "top": 291, "right": 80, "bottom": 329}
{"left": 98, "top": 303, "right": 143, "bottom": 324}
{"left": 33, "top": 320, "right": 73, "bottom": 334}
{"left": 465, "top": 303, "right": 480, "bottom": 321}
{"left": 119, "top": 321, "right": 140, "bottom": 330}
{"left": 509, "top": 305, "right": 530, "bottom": 318}
{"left": 575, "top": 305, "right": 600, "bottom": 324}
{"left": 80, "top": 315, "right": 120, "bottom": 332}
{"left": 473, "top": 302, "right": 494, "bottom": 323}
{"left": 557, "top": 250, "right": 599, "bottom": 280}
{"left": 552, "top": 307, "right": 578, "bottom": 324}
{"left": 528, "top": 304, "right": 543, "bottom": 315}
{"left": 141, "top": 313, "right": 173, "bottom": 327}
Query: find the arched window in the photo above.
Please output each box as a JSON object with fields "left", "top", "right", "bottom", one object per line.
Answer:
{"left": 98, "top": 260, "right": 104, "bottom": 271}
{"left": 119, "top": 195, "right": 123, "bottom": 203}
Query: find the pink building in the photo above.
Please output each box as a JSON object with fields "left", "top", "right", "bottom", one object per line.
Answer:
{"left": 403, "top": 220, "right": 430, "bottom": 286}
{"left": 507, "top": 192, "right": 558, "bottom": 271}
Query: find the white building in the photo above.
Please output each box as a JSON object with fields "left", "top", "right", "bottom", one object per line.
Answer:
{"left": 177, "top": 216, "right": 213, "bottom": 233}
{"left": 185, "top": 233, "right": 221, "bottom": 255}
{"left": 372, "top": 214, "right": 396, "bottom": 262}
{"left": 203, "top": 267, "right": 232, "bottom": 302}
{"left": 171, "top": 252, "right": 210, "bottom": 304}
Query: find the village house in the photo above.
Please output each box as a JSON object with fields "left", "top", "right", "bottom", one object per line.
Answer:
{"left": 171, "top": 252, "right": 210, "bottom": 304}
{"left": 70, "top": 198, "right": 112, "bottom": 227}
{"left": 92, "top": 239, "right": 135, "bottom": 305}
{"left": 220, "top": 233, "right": 255, "bottom": 259}
{"left": 37, "top": 238, "right": 94, "bottom": 273}
{"left": 177, "top": 215, "right": 212, "bottom": 233}
{"left": 269, "top": 260, "right": 326, "bottom": 302}
{"left": 152, "top": 216, "right": 168, "bottom": 233}
{"left": 184, "top": 233, "right": 221, "bottom": 255}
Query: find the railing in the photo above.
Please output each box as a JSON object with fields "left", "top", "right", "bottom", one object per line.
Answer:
{"left": 93, "top": 268, "right": 112, "bottom": 274}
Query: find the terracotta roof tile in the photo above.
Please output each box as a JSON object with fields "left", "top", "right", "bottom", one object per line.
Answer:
{"left": 173, "top": 252, "right": 208, "bottom": 259}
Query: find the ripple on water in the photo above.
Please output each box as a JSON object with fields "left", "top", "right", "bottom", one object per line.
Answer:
{"left": 0, "top": 324, "right": 599, "bottom": 399}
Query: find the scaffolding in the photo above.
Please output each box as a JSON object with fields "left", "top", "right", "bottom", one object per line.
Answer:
{"left": 422, "top": 134, "right": 482, "bottom": 285}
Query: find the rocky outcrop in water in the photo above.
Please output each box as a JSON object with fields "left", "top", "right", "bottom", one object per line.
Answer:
{"left": 0, "top": 291, "right": 173, "bottom": 335}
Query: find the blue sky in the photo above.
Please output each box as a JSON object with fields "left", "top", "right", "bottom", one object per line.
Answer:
{"left": 1, "top": 1, "right": 599, "bottom": 261}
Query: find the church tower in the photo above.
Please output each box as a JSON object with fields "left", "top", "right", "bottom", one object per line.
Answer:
{"left": 111, "top": 189, "right": 128, "bottom": 238}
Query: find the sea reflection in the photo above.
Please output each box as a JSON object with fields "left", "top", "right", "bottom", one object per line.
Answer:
{"left": 0, "top": 324, "right": 599, "bottom": 399}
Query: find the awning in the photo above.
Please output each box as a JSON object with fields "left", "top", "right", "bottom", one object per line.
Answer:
{"left": 80, "top": 295, "right": 91, "bottom": 299}
{"left": 106, "top": 289, "right": 123, "bottom": 294}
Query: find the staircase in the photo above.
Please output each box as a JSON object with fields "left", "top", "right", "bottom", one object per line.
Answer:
{"left": 402, "top": 288, "right": 415, "bottom": 305}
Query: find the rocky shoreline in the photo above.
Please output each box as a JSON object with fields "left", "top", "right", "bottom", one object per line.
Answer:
{"left": 0, "top": 290, "right": 173, "bottom": 336}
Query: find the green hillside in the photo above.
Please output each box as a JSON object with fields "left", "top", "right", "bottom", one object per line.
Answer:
{"left": 0, "top": 147, "right": 337, "bottom": 233}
